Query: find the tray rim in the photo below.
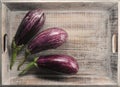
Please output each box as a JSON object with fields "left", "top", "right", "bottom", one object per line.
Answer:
{"left": 1, "top": 0, "right": 120, "bottom": 3}
{"left": 0, "top": 0, "right": 120, "bottom": 86}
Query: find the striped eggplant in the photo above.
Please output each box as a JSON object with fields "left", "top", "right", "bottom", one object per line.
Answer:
{"left": 19, "top": 55, "right": 79, "bottom": 75}
{"left": 27, "top": 27, "right": 68, "bottom": 54}
{"left": 17, "top": 27, "right": 68, "bottom": 70}
{"left": 10, "top": 9, "right": 45, "bottom": 69}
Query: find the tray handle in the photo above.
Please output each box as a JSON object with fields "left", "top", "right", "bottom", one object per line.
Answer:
{"left": 112, "top": 34, "right": 118, "bottom": 53}
{"left": 3, "top": 34, "right": 7, "bottom": 52}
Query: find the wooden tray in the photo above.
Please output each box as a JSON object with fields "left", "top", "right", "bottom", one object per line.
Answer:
{"left": 0, "top": 0, "right": 119, "bottom": 86}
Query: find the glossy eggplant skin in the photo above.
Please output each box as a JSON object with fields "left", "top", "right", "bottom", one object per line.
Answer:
{"left": 27, "top": 27, "right": 68, "bottom": 54}
{"left": 10, "top": 9, "right": 45, "bottom": 70}
{"left": 15, "top": 9, "right": 45, "bottom": 45}
{"left": 37, "top": 55, "right": 79, "bottom": 74}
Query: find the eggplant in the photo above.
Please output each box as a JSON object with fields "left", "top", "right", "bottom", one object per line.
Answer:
{"left": 10, "top": 9, "right": 45, "bottom": 69}
{"left": 27, "top": 27, "right": 68, "bottom": 54}
{"left": 19, "top": 55, "right": 79, "bottom": 75}
{"left": 17, "top": 27, "right": 68, "bottom": 70}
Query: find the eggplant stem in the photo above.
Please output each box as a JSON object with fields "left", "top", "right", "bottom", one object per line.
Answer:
{"left": 10, "top": 47, "right": 17, "bottom": 70}
{"left": 19, "top": 62, "right": 35, "bottom": 75}
{"left": 19, "top": 57, "right": 38, "bottom": 75}
{"left": 17, "top": 56, "right": 27, "bottom": 70}
{"left": 17, "top": 49, "right": 31, "bottom": 70}
{"left": 10, "top": 40, "right": 23, "bottom": 70}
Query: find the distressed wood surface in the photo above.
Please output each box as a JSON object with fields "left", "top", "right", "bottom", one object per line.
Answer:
{"left": 109, "top": 5, "right": 118, "bottom": 83}
{"left": 1, "top": 0, "right": 119, "bottom": 3}
{"left": 1, "top": 2, "right": 118, "bottom": 85}
{"left": 1, "top": 3, "right": 11, "bottom": 84}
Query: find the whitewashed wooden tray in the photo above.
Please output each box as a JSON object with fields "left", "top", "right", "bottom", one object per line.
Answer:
{"left": 0, "top": 0, "right": 119, "bottom": 86}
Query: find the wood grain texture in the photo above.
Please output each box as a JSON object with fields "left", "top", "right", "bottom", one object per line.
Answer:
{"left": 1, "top": 2, "right": 118, "bottom": 85}
{"left": 109, "top": 5, "right": 118, "bottom": 83}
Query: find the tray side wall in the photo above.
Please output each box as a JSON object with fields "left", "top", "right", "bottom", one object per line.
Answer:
{"left": 1, "top": 3, "right": 10, "bottom": 85}
{"left": 108, "top": 4, "right": 118, "bottom": 83}
{"left": 1, "top": 0, "right": 119, "bottom": 3}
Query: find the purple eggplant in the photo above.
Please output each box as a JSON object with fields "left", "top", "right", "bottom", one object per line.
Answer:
{"left": 17, "top": 27, "right": 68, "bottom": 70}
{"left": 10, "top": 9, "right": 45, "bottom": 69}
{"left": 19, "top": 55, "right": 79, "bottom": 75}
{"left": 28, "top": 27, "right": 68, "bottom": 54}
